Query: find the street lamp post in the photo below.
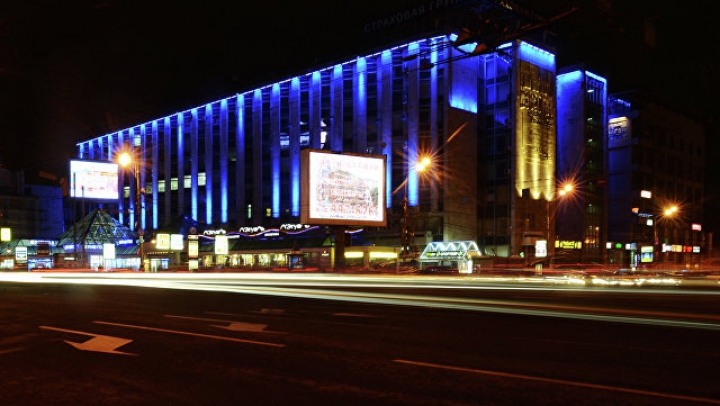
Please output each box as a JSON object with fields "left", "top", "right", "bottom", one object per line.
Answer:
{"left": 547, "top": 183, "right": 574, "bottom": 260}
{"left": 652, "top": 204, "right": 678, "bottom": 266}
{"left": 662, "top": 205, "right": 677, "bottom": 265}
{"left": 119, "top": 151, "right": 145, "bottom": 272}
{"left": 401, "top": 156, "right": 431, "bottom": 262}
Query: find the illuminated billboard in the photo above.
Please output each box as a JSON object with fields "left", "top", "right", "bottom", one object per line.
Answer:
{"left": 301, "top": 149, "right": 386, "bottom": 227}
{"left": 69, "top": 160, "right": 120, "bottom": 200}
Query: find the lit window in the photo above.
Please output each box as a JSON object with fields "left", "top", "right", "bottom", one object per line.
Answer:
{"left": 158, "top": 180, "right": 165, "bottom": 193}
{"left": 246, "top": 204, "right": 252, "bottom": 219}
{"left": 171, "top": 178, "right": 178, "bottom": 191}
{"left": 198, "top": 172, "right": 206, "bottom": 186}
{"left": 265, "top": 208, "right": 272, "bottom": 217}
{"left": 184, "top": 175, "right": 192, "bottom": 188}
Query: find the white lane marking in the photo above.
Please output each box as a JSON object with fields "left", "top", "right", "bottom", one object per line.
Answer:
{"left": 394, "top": 359, "right": 720, "bottom": 405}
{"left": 164, "top": 314, "right": 286, "bottom": 334}
{"left": 39, "top": 326, "right": 136, "bottom": 356}
{"left": 93, "top": 321, "right": 285, "bottom": 347}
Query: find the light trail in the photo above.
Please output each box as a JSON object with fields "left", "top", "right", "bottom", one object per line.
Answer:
{"left": 3, "top": 272, "right": 720, "bottom": 331}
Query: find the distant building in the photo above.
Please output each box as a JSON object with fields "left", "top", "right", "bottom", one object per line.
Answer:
{"left": 0, "top": 169, "right": 64, "bottom": 269}
{"left": 607, "top": 90, "right": 705, "bottom": 267}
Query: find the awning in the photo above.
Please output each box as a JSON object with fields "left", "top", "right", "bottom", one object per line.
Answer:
{"left": 418, "top": 241, "right": 482, "bottom": 262}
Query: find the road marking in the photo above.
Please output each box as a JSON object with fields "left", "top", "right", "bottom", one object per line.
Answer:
{"left": 164, "top": 315, "right": 286, "bottom": 334}
{"left": 39, "top": 326, "right": 136, "bottom": 356}
{"left": 94, "top": 321, "right": 285, "bottom": 347}
{"left": 394, "top": 359, "right": 720, "bottom": 405}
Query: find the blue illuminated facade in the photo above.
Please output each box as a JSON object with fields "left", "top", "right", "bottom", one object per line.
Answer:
{"left": 556, "top": 67, "right": 608, "bottom": 263}
{"left": 77, "top": 36, "right": 573, "bottom": 259}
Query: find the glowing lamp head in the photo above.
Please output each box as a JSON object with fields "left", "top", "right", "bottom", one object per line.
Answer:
{"left": 558, "top": 183, "right": 573, "bottom": 196}
{"left": 118, "top": 152, "right": 132, "bottom": 168}
{"left": 416, "top": 156, "right": 431, "bottom": 172}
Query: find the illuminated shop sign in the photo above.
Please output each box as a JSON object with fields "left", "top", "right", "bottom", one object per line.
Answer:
{"left": 608, "top": 117, "right": 631, "bottom": 148}
{"left": 170, "top": 234, "right": 184, "bottom": 251}
{"left": 15, "top": 246, "right": 27, "bottom": 261}
{"left": 555, "top": 240, "right": 582, "bottom": 250}
{"left": 103, "top": 243, "right": 116, "bottom": 260}
{"left": 188, "top": 240, "right": 199, "bottom": 259}
{"left": 214, "top": 235, "right": 229, "bottom": 255}
{"left": 156, "top": 234, "right": 170, "bottom": 250}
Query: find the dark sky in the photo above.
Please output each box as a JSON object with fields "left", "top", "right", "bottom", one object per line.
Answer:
{"left": 0, "top": 0, "right": 717, "bottom": 177}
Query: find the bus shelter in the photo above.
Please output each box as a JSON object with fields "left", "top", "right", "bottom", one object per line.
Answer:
{"left": 418, "top": 241, "right": 483, "bottom": 274}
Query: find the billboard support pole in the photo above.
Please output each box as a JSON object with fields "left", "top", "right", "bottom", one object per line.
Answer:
{"left": 333, "top": 225, "right": 346, "bottom": 270}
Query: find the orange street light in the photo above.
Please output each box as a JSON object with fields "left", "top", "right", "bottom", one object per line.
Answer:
{"left": 118, "top": 151, "right": 145, "bottom": 271}
{"left": 402, "top": 155, "right": 431, "bottom": 262}
{"left": 558, "top": 183, "right": 573, "bottom": 197}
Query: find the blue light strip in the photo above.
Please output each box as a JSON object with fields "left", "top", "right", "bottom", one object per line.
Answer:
{"left": 290, "top": 78, "right": 301, "bottom": 217}
{"left": 220, "top": 100, "right": 228, "bottom": 223}
{"left": 204, "top": 104, "right": 213, "bottom": 225}
{"left": 79, "top": 36, "right": 456, "bottom": 227}
{"left": 191, "top": 108, "right": 198, "bottom": 222}
{"left": 271, "top": 83, "right": 280, "bottom": 218}
{"left": 517, "top": 41, "right": 555, "bottom": 71}
{"left": 151, "top": 120, "right": 159, "bottom": 230}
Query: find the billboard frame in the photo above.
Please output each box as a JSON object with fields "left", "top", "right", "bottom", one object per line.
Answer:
{"left": 69, "top": 159, "right": 120, "bottom": 201}
{"left": 300, "top": 149, "right": 387, "bottom": 227}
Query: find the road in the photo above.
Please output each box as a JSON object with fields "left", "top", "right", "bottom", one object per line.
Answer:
{"left": 1, "top": 272, "right": 719, "bottom": 406}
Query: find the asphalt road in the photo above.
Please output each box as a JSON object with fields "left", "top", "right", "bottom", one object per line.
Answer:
{"left": 1, "top": 274, "right": 719, "bottom": 406}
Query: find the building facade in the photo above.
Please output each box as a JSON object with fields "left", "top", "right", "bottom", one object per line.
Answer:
{"left": 75, "top": 36, "right": 566, "bottom": 264}
{"left": 607, "top": 91, "right": 705, "bottom": 267}
{"left": 555, "top": 67, "right": 608, "bottom": 263}
{"left": 74, "top": 34, "right": 705, "bottom": 269}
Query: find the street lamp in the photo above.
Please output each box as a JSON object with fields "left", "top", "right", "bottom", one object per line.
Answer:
{"left": 401, "top": 156, "right": 431, "bottom": 261}
{"left": 558, "top": 183, "right": 573, "bottom": 197}
{"left": 547, "top": 182, "right": 575, "bottom": 256}
{"left": 657, "top": 205, "right": 678, "bottom": 265}
{"left": 118, "top": 151, "right": 145, "bottom": 271}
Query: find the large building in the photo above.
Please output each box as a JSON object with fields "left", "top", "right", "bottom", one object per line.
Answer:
{"left": 74, "top": 35, "right": 565, "bottom": 266}
{"left": 607, "top": 91, "right": 705, "bottom": 267}
{"left": 73, "top": 29, "right": 706, "bottom": 270}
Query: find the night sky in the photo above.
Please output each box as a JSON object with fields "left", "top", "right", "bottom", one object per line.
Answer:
{"left": 0, "top": 0, "right": 716, "bottom": 179}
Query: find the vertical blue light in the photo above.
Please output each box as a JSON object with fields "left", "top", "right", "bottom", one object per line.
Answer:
{"left": 151, "top": 121, "right": 159, "bottom": 230}
{"left": 271, "top": 83, "right": 281, "bottom": 218}
{"left": 380, "top": 49, "right": 392, "bottom": 208}
{"left": 119, "top": 130, "right": 128, "bottom": 225}
{"left": 556, "top": 70, "right": 582, "bottom": 164}
{"left": 205, "top": 104, "right": 213, "bottom": 225}
{"left": 177, "top": 112, "right": 185, "bottom": 217}
{"left": 290, "top": 78, "right": 301, "bottom": 216}
{"left": 139, "top": 124, "right": 147, "bottom": 231}
{"left": 191, "top": 108, "right": 198, "bottom": 222}
{"left": 407, "top": 42, "right": 419, "bottom": 207}
{"left": 220, "top": 99, "right": 228, "bottom": 223}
